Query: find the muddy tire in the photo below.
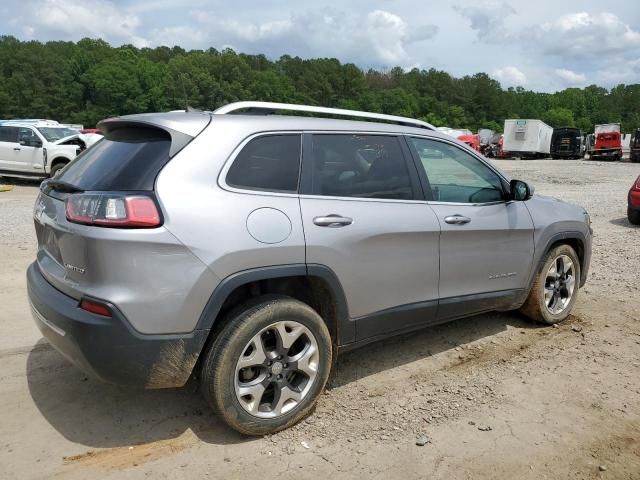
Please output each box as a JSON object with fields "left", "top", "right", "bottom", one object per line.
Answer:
{"left": 520, "top": 244, "right": 581, "bottom": 325}
{"left": 200, "top": 296, "right": 332, "bottom": 436}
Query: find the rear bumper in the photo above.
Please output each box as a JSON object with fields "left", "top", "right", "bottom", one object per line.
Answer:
{"left": 26, "top": 262, "right": 208, "bottom": 388}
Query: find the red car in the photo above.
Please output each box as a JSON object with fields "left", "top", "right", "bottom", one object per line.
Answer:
{"left": 629, "top": 175, "right": 640, "bottom": 225}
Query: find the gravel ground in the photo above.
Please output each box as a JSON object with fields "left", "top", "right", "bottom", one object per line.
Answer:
{"left": 0, "top": 160, "right": 639, "bottom": 480}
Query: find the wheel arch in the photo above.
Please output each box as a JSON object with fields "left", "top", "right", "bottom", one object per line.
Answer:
{"left": 195, "top": 264, "right": 352, "bottom": 353}
{"left": 533, "top": 231, "right": 589, "bottom": 288}
{"left": 49, "top": 156, "right": 71, "bottom": 171}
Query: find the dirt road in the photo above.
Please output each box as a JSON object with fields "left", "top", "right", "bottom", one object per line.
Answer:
{"left": 1, "top": 160, "right": 639, "bottom": 479}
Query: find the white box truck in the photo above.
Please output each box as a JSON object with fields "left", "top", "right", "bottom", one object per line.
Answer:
{"left": 503, "top": 119, "right": 553, "bottom": 158}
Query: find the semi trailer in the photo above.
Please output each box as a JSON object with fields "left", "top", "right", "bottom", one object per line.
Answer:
{"left": 503, "top": 119, "right": 553, "bottom": 159}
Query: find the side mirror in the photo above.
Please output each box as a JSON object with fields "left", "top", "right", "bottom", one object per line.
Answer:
{"left": 510, "top": 179, "right": 533, "bottom": 201}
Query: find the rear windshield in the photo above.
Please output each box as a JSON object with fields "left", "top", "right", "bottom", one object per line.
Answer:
{"left": 58, "top": 127, "right": 172, "bottom": 191}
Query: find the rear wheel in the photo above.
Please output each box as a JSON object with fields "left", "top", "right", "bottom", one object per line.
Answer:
{"left": 628, "top": 207, "right": 640, "bottom": 225}
{"left": 201, "top": 296, "right": 332, "bottom": 435}
{"left": 520, "top": 244, "right": 581, "bottom": 324}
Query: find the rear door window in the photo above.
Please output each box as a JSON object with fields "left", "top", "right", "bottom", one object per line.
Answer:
{"left": 226, "top": 134, "right": 301, "bottom": 193}
{"left": 57, "top": 127, "right": 171, "bottom": 191}
{"left": 0, "top": 127, "right": 19, "bottom": 143}
{"left": 306, "top": 134, "right": 415, "bottom": 200}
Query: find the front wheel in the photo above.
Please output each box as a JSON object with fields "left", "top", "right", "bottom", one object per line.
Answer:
{"left": 201, "top": 296, "right": 332, "bottom": 435}
{"left": 520, "top": 244, "right": 581, "bottom": 324}
{"left": 49, "top": 163, "right": 66, "bottom": 177}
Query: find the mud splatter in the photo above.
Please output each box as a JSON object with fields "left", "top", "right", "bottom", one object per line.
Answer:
{"left": 146, "top": 339, "right": 199, "bottom": 388}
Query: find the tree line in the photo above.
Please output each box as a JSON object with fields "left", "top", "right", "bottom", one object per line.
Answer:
{"left": 0, "top": 36, "right": 638, "bottom": 132}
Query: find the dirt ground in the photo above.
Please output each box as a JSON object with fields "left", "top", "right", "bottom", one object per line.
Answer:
{"left": 1, "top": 159, "right": 639, "bottom": 480}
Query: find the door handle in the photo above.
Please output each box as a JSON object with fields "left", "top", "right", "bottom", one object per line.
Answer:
{"left": 313, "top": 214, "right": 353, "bottom": 227}
{"left": 444, "top": 215, "right": 471, "bottom": 225}
{"left": 13, "top": 147, "right": 21, "bottom": 151}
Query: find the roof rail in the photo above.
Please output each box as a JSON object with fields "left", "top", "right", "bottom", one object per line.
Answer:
{"left": 213, "top": 101, "right": 435, "bottom": 131}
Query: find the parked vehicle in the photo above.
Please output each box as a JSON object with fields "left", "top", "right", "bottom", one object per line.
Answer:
{"left": 457, "top": 133, "right": 481, "bottom": 152}
{"left": 550, "top": 127, "right": 583, "bottom": 159}
{"left": 591, "top": 124, "right": 622, "bottom": 161}
{"left": 478, "top": 128, "right": 494, "bottom": 147}
{"left": 436, "top": 127, "right": 472, "bottom": 138}
{"left": 503, "top": 119, "right": 553, "bottom": 159}
{"left": 630, "top": 129, "right": 640, "bottom": 163}
{"left": 628, "top": 175, "right": 640, "bottom": 225}
{"left": 622, "top": 132, "right": 631, "bottom": 160}
{"left": 585, "top": 133, "right": 595, "bottom": 158}
{"left": 27, "top": 102, "right": 592, "bottom": 435}
{"left": 0, "top": 121, "right": 85, "bottom": 178}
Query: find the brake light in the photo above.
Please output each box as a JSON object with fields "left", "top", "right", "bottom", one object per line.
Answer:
{"left": 80, "top": 299, "right": 112, "bottom": 317}
{"left": 66, "top": 194, "right": 161, "bottom": 228}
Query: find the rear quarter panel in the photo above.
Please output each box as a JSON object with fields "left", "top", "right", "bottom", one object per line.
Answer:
{"left": 155, "top": 119, "right": 306, "bottom": 301}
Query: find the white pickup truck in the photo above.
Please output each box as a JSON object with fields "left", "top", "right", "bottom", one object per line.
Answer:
{"left": 0, "top": 120, "right": 101, "bottom": 178}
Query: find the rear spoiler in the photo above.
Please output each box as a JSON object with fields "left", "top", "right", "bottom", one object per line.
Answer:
{"left": 98, "top": 112, "right": 212, "bottom": 157}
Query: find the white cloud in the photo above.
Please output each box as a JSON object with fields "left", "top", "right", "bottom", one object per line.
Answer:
{"left": 555, "top": 68, "right": 587, "bottom": 85}
{"left": 13, "top": 0, "right": 147, "bottom": 46}
{"left": 453, "top": 1, "right": 516, "bottom": 42}
{"left": 492, "top": 66, "right": 527, "bottom": 86}
{"left": 533, "top": 12, "right": 640, "bottom": 58}
{"left": 594, "top": 56, "right": 640, "bottom": 85}
{"left": 177, "top": 8, "right": 438, "bottom": 67}
{"left": 191, "top": 12, "right": 293, "bottom": 43}
{"left": 366, "top": 10, "right": 410, "bottom": 64}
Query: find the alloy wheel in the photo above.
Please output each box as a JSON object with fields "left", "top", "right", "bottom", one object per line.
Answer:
{"left": 544, "top": 254, "right": 576, "bottom": 315}
{"left": 234, "top": 321, "right": 319, "bottom": 418}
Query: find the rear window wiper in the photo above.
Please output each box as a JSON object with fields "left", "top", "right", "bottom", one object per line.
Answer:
{"left": 41, "top": 179, "right": 85, "bottom": 194}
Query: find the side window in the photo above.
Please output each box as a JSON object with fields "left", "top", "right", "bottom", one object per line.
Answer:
{"left": 309, "top": 134, "right": 415, "bottom": 200}
{"left": 18, "top": 128, "right": 37, "bottom": 143}
{"left": 410, "top": 137, "right": 505, "bottom": 204}
{"left": 0, "top": 127, "right": 18, "bottom": 143}
{"left": 226, "top": 134, "right": 301, "bottom": 192}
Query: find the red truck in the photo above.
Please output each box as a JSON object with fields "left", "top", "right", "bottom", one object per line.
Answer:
{"left": 591, "top": 123, "right": 622, "bottom": 161}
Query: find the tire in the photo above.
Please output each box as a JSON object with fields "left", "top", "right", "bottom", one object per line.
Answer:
{"left": 201, "top": 295, "right": 332, "bottom": 435}
{"left": 628, "top": 207, "right": 640, "bottom": 226}
{"left": 49, "top": 162, "right": 66, "bottom": 177}
{"left": 520, "top": 244, "right": 581, "bottom": 325}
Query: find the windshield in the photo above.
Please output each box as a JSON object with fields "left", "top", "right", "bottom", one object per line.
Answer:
{"left": 37, "top": 127, "right": 79, "bottom": 142}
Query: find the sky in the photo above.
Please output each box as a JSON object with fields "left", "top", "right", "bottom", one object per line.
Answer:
{"left": 1, "top": 0, "right": 639, "bottom": 92}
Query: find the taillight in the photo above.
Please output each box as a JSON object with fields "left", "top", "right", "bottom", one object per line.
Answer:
{"left": 80, "top": 298, "right": 112, "bottom": 317}
{"left": 66, "top": 194, "right": 161, "bottom": 228}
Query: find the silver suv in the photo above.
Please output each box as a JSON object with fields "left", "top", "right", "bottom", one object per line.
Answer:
{"left": 27, "top": 102, "right": 592, "bottom": 435}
